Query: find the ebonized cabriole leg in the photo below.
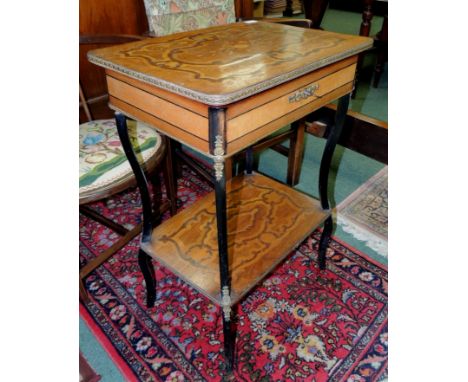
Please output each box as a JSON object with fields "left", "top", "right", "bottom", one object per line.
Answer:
{"left": 209, "top": 107, "right": 235, "bottom": 372}
{"left": 318, "top": 217, "right": 333, "bottom": 269}
{"left": 215, "top": 172, "right": 235, "bottom": 371}
{"left": 115, "top": 112, "right": 157, "bottom": 307}
{"left": 138, "top": 249, "right": 156, "bottom": 307}
{"left": 317, "top": 95, "right": 350, "bottom": 269}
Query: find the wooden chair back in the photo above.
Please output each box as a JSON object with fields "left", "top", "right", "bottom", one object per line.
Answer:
{"left": 141, "top": 0, "right": 236, "bottom": 36}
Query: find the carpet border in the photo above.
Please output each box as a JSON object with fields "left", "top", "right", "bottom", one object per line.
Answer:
{"left": 335, "top": 166, "right": 388, "bottom": 257}
{"left": 337, "top": 166, "right": 387, "bottom": 216}
{"left": 80, "top": 303, "right": 139, "bottom": 382}
{"left": 331, "top": 233, "right": 388, "bottom": 271}
{"left": 314, "top": 227, "right": 388, "bottom": 272}
{"left": 339, "top": 318, "right": 388, "bottom": 381}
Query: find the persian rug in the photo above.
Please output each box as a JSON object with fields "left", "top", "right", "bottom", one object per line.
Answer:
{"left": 336, "top": 167, "right": 388, "bottom": 258}
{"left": 80, "top": 167, "right": 388, "bottom": 382}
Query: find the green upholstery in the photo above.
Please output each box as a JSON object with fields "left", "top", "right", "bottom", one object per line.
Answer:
{"left": 79, "top": 119, "right": 162, "bottom": 199}
{"left": 142, "top": 0, "right": 236, "bottom": 36}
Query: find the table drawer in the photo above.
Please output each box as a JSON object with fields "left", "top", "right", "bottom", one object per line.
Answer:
{"left": 225, "top": 58, "right": 357, "bottom": 155}
{"left": 106, "top": 56, "right": 357, "bottom": 157}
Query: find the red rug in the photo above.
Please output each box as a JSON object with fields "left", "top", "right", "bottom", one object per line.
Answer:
{"left": 80, "top": 167, "right": 388, "bottom": 382}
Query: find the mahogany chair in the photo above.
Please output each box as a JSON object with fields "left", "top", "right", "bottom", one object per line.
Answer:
{"left": 353, "top": 0, "right": 388, "bottom": 95}
{"left": 79, "top": 35, "right": 178, "bottom": 303}
{"left": 140, "top": 0, "right": 311, "bottom": 186}
{"left": 372, "top": 13, "right": 387, "bottom": 88}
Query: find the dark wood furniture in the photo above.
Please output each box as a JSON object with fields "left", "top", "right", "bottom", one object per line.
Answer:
{"left": 372, "top": 13, "right": 387, "bottom": 87}
{"left": 358, "top": 0, "right": 387, "bottom": 37}
{"left": 303, "top": 0, "right": 330, "bottom": 28}
{"left": 308, "top": 104, "right": 388, "bottom": 163}
{"left": 79, "top": 35, "right": 178, "bottom": 302}
{"left": 353, "top": 0, "right": 388, "bottom": 95}
{"left": 88, "top": 21, "right": 372, "bottom": 372}
{"left": 235, "top": 0, "right": 254, "bottom": 18}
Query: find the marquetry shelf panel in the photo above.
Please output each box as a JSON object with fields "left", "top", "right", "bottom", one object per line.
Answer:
{"left": 141, "top": 172, "right": 329, "bottom": 306}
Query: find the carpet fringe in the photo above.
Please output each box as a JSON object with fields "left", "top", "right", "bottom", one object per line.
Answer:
{"left": 337, "top": 215, "right": 388, "bottom": 258}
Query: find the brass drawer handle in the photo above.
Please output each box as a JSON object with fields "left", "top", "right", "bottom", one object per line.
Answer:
{"left": 288, "top": 84, "right": 319, "bottom": 103}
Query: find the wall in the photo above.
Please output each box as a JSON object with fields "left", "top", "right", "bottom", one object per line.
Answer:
{"left": 79, "top": 0, "right": 149, "bottom": 121}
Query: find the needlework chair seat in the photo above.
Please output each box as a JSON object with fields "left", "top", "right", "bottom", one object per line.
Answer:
{"left": 79, "top": 119, "right": 163, "bottom": 204}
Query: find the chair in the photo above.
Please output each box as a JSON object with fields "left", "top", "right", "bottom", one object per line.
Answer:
{"left": 302, "top": 0, "right": 329, "bottom": 29}
{"left": 372, "top": 13, "right": 387, "bottom": 88}
{"left": 141, "top": 0, "right": 310, "bottom": 186}
{"left": 79, "top": 35, "right": 178, "bottom": 302}
{"left": 352, "top": 0, "right": 388, "bottom": 96}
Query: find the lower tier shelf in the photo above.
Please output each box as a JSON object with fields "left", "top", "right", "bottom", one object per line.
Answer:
{"left": 141, "top": 172, "right": 329, "bottom": 306}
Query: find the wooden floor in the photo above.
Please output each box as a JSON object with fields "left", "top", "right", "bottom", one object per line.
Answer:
{"left": 143, "top": 172, "right": 329, "bottom": 306}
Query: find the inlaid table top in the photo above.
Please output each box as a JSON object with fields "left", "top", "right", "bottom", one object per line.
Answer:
{"left": 88, "top": 21, "right": 372, "bottom": 106}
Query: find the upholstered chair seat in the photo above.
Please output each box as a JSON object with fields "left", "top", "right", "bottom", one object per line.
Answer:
{"left": 79, "top": 119, "right": 163, "bottom": 205}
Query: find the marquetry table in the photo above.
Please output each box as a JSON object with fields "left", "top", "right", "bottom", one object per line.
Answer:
{"left": 88, "top": 21, "right": 372, "bottom": 373}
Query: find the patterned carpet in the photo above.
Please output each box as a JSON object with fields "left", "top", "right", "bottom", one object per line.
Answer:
{"left": 336, "top": 167, "right": 388, "bottom": 258}
{"left": 80, "top": 167, "right": 388, "bottom": 381}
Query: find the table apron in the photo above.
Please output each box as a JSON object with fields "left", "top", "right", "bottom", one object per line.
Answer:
{"left": 106, "top": 57, "right": 357, "bottom": 157}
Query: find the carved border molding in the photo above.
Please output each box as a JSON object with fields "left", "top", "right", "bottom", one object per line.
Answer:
{"left": 88, "top": 40, "right": 372, "bottom": 106}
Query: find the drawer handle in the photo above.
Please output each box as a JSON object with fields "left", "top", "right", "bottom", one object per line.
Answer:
{"left": 288, "top": 84, "right": 319, "bottom": 103}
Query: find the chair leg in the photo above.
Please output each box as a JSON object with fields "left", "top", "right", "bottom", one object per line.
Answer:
{"left": 283, "top": 0, "right": 293, "bottom": 16}
{"left": 80, "top": 205, "right": 128, "bottom": 236}
{"left": 162, "top": 138, "right": 178, "bottom": 215}
{"left": 79, "top": 277, "right": 90, "bottom": 304}
{"left": 372, "top": 15, "right": 388, "bottom": 88}
{"left": 286, "top": 119, "right": 306, "bottom": 186}
{"left": 80, "top": 223, "right": 143, "bottom": 279}
{"left": 372, "top": 51, "right": 386, "bottom": 88}
{"left": 171, "top": 140, "right": 184, "bottom": 179}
